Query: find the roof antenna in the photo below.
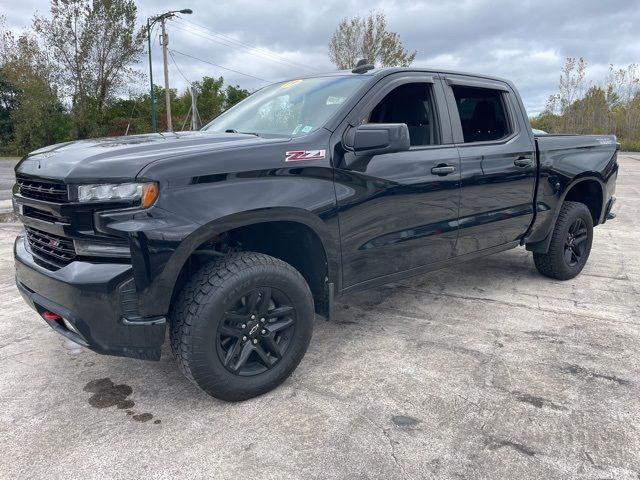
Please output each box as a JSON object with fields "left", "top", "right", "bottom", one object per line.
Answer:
{"left": 352, "top": 59, "right": 375, "bottom": 74}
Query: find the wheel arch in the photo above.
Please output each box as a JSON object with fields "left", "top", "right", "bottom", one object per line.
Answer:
{"left": 166, "top": 208, "right": 340, "bottom": 318}
{"left": 526, "top": 175, "right": 605, "bottom": 254}
{"left": 561, "top": 176, "right": 605, "bottom": 225}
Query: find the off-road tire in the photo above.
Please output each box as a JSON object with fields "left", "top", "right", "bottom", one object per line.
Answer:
{"left": 533, "top": 201, "right": 594, "bottom": 280}
{"left": 170, "top": 252, "right": 314, "bottom": 401}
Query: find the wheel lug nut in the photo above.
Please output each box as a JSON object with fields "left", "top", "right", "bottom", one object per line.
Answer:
{"left": 251, "top": 315, "right": 256, "bottom": 320}
{"left": 260, "top": 318, "right": 265, "bottom": 323}
{"left": 261, "top": 329, "right": 266, "bottom": 334}
{"left": 242, "top": 336, "right": 247, "bottom": 341}
{"left": 252, "top": 339, "right": 258, "bottom": 344}
{"left": 241, "top": 324, "right": 246, "bottom": 329}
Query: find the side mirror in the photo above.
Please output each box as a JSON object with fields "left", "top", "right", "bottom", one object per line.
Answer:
{"left": 342, "top": 123, "right": 410, "bottom": 170}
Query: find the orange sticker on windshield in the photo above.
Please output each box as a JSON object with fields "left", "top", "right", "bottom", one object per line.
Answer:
{"left": 281, "top": 80, "right": 303, "bottom": 89}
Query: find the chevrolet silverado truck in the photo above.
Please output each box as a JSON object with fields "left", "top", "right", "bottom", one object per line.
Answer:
{"left": 13, "top": 65, "right": 618, "bottom": 401}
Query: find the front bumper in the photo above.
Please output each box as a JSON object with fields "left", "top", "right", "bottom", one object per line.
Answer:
{"left": 14, "top": 232, "right": 166, "bottom": 360}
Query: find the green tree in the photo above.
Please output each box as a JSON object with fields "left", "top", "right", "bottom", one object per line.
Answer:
{"left": 33, "top": 0, "right": 145, "bottom": 138}
{"left": 530, "top": 59, "right": 640, "bottom": 151}
{"left": 570, "top": 86, "right": 611, "bottom": 134}
{"left": 101, "top": 94, "right": 149, "bottom": 136}
{"left": 606, "top": 64, "right": 640, "bottom": 142}
{"left": 328, "top": 11, "right": 416, "bottom": 69}
{"left": 225, "top": 84, "right": 250, "bottom": 109}
{"left": 545, "top": 57, "right": 587, "bottom": 133}
{"left": 0, "top": 77, "right": 17, "bottom": 147}
{"left": 171, "top": 79, "right": 250, "bottom": 129}
{"left": 195, "top": 76, "right": 225, "bottom": 123}
{"left": 530, "top": 111, "right": 559, "bottom": 133}
{"left": 0, "top": 20, "right": 71, "bottom": 154}
{"left": 97, "top": 78, "right": 251, "bottom": 136}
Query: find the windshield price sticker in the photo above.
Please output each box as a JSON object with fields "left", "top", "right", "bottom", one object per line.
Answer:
{"left": 281, "top": 80, "right": 303, "bottom": 89}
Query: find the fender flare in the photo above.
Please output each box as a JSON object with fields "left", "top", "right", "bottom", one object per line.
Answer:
{"left": 525, "top": 175, "right": 606, "bottom": 253}
{"left": 145, "top": 207, "right": 341, "bottom": 314}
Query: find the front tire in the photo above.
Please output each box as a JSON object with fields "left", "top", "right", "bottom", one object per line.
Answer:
{"left": 533, "top": 201, "right": 594, "bottom": 280}
{"left": 170, "top": 252, "right": 314, "bottom": 401}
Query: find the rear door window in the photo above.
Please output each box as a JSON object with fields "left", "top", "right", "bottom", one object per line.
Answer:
{"left": 451, "top": 86, "right": 512, "bottom": 142}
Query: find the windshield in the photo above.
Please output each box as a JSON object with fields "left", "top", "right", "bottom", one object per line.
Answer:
{"left": 202, "top": 76, "right": 368, "bottom": 137}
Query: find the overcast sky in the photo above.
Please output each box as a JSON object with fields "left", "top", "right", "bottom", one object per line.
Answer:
{"left": 3, "top": 0, "right": 640, "bottom": 115}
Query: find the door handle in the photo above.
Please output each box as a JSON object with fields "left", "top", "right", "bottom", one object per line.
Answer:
{"left": 431, "top": 165, "right": 457, "bottom": 176}
{"left": 514, "top": 157, "right": 533, "bottom": 168}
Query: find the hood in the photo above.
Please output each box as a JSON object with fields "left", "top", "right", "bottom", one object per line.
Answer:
{"left": 15, "top": 131, "right": 288, "bottom": 183}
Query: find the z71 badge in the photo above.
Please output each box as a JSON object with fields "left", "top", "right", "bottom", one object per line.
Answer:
{"left": 285, "top": 150, "right": 326, "bottom": 162}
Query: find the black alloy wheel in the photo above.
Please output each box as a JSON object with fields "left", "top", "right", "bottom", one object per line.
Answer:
{"left": 217, "top": 287, "right": 296, "bottom": 376}
{"left": 170, "top": 252, "right": 314, "bottom": 401}
{"left": 563, "top": 217, "right": 588, "bottom": 267}
{"left": 533, "top": 201, "right": 594, "bottom": 280}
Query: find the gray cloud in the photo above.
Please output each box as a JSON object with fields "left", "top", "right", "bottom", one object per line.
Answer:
{"left": 4, "top": 0, "right": 640, "bottom": 115}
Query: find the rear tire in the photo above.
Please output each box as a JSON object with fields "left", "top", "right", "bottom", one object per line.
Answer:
{"left": 533, "top": 201, "right": 594, "bottom": 280}
{"left": 170, "top": 252, "right": 314, "bottom": 401}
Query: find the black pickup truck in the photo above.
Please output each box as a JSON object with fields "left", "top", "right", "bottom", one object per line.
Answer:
{"left": 13, "top": 66, "right": 618, "bottom": 401}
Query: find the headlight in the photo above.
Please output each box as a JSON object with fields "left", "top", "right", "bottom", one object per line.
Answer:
{"left": 75, "top": 182, "right": 158, "bottom": 208}
{"left": 73, "top": 239, "right": 131, "bottom": 257}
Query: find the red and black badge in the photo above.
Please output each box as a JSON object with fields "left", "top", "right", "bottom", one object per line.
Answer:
{"left": 285, "top": 150, "right": 326, "bottom": 162}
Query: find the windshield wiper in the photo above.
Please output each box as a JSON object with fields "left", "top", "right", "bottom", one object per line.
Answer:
{"left": 224, "top": 129, "right": 259, "bottom": 136}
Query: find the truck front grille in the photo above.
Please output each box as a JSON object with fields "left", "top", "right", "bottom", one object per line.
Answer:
{"left": 22, "top": 206, "right": 68, "bottom": 224}
{"left": 25, "top": 227, "right": 76, "bottom": 265}
{"left": 16, "top": 176, "right": 69, "bottom": 203}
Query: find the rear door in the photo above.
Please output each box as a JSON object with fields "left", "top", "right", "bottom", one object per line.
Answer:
{"left": 333, "top": 73, "right": 461, "bottom": 288}
{"left": 442, "top": 75, "right": 536, "bottom": 255}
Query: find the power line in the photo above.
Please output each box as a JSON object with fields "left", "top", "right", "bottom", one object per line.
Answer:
{"left": 151, "top": 23, "right": 159, "bottom": 48}
{"left": 178, "top": 19, "right": 318, "bottom": 72}
{"left": 171, "top": 23, "right": 305, "bottom": 73}
{"left": 168, "top": 51, "right": 202, "bottom": 131}
{"left": 168, "top": 49, "right": 273, "bottom": 83}
{"left": 175, "top": 19, "right": 319, "bottom": 73}
{"left": 168, "top": 49, "right": 192, "bottom": 85}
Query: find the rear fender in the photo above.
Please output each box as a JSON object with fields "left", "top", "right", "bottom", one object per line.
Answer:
{"left": 525, "top": 175, "right": 606, "bottom": 253}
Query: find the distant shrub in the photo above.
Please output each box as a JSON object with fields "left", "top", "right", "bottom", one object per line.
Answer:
{"left": 620, "top": 140, "right": 640, "bottom": 152}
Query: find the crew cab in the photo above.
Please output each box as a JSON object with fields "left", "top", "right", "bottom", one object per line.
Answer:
{"left": 13, "top": 65, "right": 618, "bottom": 401}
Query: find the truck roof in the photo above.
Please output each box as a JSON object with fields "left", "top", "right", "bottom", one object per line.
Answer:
{"left": 287, "top": 66, "right": 512, "bottom": 86}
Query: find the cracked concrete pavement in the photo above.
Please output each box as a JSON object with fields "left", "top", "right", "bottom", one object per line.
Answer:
{"left": 0, "top": 154, "right": 638, "bottom": 479}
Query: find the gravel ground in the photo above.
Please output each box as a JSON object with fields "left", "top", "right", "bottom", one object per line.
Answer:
{"left": 0, "top": 154, "right": 638, "bottom": 479}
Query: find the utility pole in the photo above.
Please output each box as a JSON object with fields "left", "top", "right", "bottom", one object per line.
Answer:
{"left": 160, "top": 17, "right": 172, "bottom": 132}
{"left": 146, "top": 18, "right": 157, "bottom": 133}
{"left": 179, "top": 86, "right": 201, "bottom": 131}
{"left": 190, "top": 85, "right": 199, "bottom": 130}
{"left": 147, "top": 8, "right": 193, "bottom": 133}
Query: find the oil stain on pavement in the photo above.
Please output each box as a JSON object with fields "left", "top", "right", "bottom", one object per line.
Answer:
{"left": 83, "top": 378, "right": 160, "bottom": 423}
{"left": 392, "top": 415, "right": 421, "bottom": 427}
{"left": 84, "top": 378, "right": 133, "bottom": 408}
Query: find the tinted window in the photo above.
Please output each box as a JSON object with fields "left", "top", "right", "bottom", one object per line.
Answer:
{"left": 363, "top": 83, "right": 439, "bottom": 146}
{"left": 452, "top": 86, "right": 511, "bottom": 142}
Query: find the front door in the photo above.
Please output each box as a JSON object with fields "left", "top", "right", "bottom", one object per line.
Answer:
{"left": 333, "top": 74, "right": 461, "bottom": 288}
